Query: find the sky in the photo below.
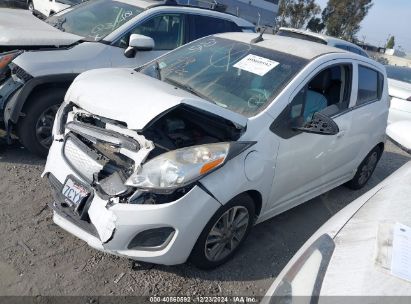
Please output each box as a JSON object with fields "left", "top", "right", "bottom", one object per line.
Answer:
{"left": 315, "top": 0, "right": 411, "bottom": 53}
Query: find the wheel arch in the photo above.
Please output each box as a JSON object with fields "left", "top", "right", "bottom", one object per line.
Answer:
{"left": 243, "top": 190, "right": 263, "bottom": 218}
{"left": 5, "top": 73, "right": 78, "bottom": 126}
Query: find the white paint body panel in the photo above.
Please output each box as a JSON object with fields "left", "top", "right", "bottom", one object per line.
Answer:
{"left": 44, "top": 34, "right": 389, "bottom": 265}
{"left": 0, "top": 8, "right": 81, "bottom": 46}
{"left": 387, "top": 78, "right": 411, "bottom": 124}
{"left": 264, "top": 161, "right": 411, "bottom": 299}
{"left": 386, "top": 121, "right": 411, "bottom": 151}
{"left": 44, "top": 140, "right": 221, "bottom": 265}
{"left": 65, "top": 68, "right": 248, "bottom": 129}
{"left": 32, "top": 0, "right": 69, "bottom": 17}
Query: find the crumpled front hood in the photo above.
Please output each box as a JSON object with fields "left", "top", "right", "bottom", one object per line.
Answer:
{"left": 0, "top": 8, "right": 82, "bottom": 47}
{"left": 66, "top": 68, "right": 248, "bottom": 130}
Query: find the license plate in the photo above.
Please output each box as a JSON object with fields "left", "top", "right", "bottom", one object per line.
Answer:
{"left": 62, "top": 178, "right": 89, "bottom": 206}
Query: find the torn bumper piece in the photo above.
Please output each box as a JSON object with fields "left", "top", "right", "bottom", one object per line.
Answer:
{"left": 44, "top": 141, "right": 221, "bottom": 265}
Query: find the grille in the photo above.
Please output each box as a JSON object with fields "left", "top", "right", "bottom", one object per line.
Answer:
{"left": 63, "top": 135, "right": 104, "bottom": 182}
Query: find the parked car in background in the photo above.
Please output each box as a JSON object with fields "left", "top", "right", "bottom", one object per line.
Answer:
{"left": 28, "top": 0, "right": 84, "bottom": 18}
{"left": 263, "top": 122, "right": 411, "bottom": 303}
{"left": 0, "top": 0, "right": 29, "bottom": 8}
{"left": 386, "top": 65, "right": 411, "bottom": 124}
{"left": 43, "top": 32, "right": 388, "bottom": 269}
{"left": 0, "top": 0, "right": 254, "bottom": 156}
{"left": 277, "top": 27, "right": 369, "bottom": 57}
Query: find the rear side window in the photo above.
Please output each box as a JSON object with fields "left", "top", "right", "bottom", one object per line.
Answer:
{"left": 357, "top": 65, "right": 383, "bottom": 105}
{"left": 189, "top": 15, "right": 241, "bottom": 40}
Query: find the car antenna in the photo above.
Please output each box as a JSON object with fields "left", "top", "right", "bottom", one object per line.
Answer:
{"left": 251, "top": 27, "right": 267, "bottom": 44}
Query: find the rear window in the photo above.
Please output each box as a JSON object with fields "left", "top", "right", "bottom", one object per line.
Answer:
{"left": 189, "top": 15, "right": 241, "bottom": 41}
{"left": 277, "top": 30, "right": 327, "bottom": 45}
{"left": 357, "top": 65, "right": 383, "bottom": 105}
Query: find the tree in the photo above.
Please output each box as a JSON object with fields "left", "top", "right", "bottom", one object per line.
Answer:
{"left": 323, "top": 0, "right": 373, "bottom": 41}
{"left": 276, "top": 0, "right": 321, "bottom": 30}
{"left": 306, "top": 17, "right": 325, "bottom": 33}
{"left": 386, "top": 36, "right": 395, "bottom": 49}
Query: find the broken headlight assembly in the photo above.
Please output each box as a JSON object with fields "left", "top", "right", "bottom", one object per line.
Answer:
{"left": 52, "top": 102, "right": 73, "bottom": 138}
{"left": 126, "top": 142, "right": 254, "bottom": 193}
{"left": 0, "top": 51, "right": 23, "bottom": 81}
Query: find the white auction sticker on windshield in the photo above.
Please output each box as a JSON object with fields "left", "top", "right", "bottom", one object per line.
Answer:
{"left": 233, "top": 54, "right": 279, "bottom": 76}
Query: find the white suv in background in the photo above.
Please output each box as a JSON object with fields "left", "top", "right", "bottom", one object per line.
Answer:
{"left": 29, "top": 0, "right": 83, "bottom": 17}
{"left": 44, "top": 33, "right": 389, "bottom": 269}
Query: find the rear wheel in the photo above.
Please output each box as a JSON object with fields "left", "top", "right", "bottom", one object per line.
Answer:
{"left": 190, "top": 193, "right": 255, "bottom": 269}
{"left": 17, "top": 89, "right": 64, "bottom": 157}
{"left": 346, "top": 146, "right": 381, "bottom": 190}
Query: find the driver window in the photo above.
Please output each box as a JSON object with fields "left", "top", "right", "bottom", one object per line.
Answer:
{"left": 117, "top": 14, "right": 184, "bottom": 50}
{"left": 290, "top": 64, "right": 352, "bottom": 123}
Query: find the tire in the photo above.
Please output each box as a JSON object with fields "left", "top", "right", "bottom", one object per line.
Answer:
{"left": 346, "top": 146, "right": 382, "bottom": 190}
{"left": 28, "top": 1, "right": 34, "bottom": 12}
{"left": 17, "top": 89, "right": 64, "bottom": 158}
{"left": 190, "top": 193, "right": 255, "bottom": 269}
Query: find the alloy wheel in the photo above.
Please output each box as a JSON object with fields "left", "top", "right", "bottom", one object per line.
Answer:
{"left": 205, "top": 206, "right": 249, "bottom": 262}
{"left": 358, "top": 151, "right": 378, "bottom": 185}
{"left": 35, "top": 104, "right": 59, "bottom": 149}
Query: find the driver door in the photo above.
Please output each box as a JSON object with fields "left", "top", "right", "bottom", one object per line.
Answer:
{"left": 265, "top": 62, "right": 356, "bottom": 215}
{"left": 108, "top": 13, "right": 186, "bottom": 68}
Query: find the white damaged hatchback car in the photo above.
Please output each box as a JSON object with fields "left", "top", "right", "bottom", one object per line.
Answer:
{"left": 43, "top": 33, "right": 389, "bottom": 269}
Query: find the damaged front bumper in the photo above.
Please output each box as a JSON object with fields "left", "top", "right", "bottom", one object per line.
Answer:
{"left": 44, "top": 139, "right": 222, "bottom": 265}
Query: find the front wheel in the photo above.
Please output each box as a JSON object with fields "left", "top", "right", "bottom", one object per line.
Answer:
{"left": 190, "top": 193, "right": 255, "bottom": 269}
{"left": 346, "top": 146, "right": 381, "bottom": 190}
{"left": 17, "top": 89, "right": 64, "bottom": 157}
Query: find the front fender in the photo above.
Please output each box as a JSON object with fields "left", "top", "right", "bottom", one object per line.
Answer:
{"left": 4, "top": 73, "right": 78, "bottom": 127}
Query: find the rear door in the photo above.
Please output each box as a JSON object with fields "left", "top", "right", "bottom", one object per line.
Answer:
{"left": 187, "top": 14, "right": 242, "bottom": 42}
{"left": 345, "top": 62, "right": 388, "bottom": 166}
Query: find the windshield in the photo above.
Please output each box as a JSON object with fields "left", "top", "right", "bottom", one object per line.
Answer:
{"left": 386, "top": 65, "right": 411, "bottom": 84}
{"left": 46, "top": 0, "right": 143, "bottom": 41}
{"left": 139, "top": 37, "right": 308, "bottom": 117}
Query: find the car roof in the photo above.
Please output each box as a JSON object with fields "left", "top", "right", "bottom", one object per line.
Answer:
{"left": 114, "top": 0, "right": 254, "bottom": 27}
{"left": 214, "top": 32, "right": 347, "bottom": 60}
{"left": 278, "top": 27, "right": 365, "bottom": 52}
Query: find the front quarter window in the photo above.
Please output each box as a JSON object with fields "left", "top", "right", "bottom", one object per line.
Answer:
{"left": 139, "top": 37, "right": 308, "bottom": 117}
{"left": 46, "top": 0, "right": 143, "bottom": 41}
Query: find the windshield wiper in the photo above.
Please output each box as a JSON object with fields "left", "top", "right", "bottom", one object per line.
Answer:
{"left": 163, "top": 77, "right": 215, "bottom": 104}
{"left": 154, "top": 61, "right": 162, "bottom": 81}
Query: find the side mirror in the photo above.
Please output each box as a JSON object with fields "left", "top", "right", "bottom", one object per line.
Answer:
{"left": 386, "top": 121, "right": 411, "bottom": 154}
{"left": 292, "top": 112, "right": 339, "bottom": 135}
{"left": 124, "top": 34, "right": 155, "bottom": 58}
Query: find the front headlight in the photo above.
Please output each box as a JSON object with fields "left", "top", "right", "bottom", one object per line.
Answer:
{"left": 126, "top": 142, "right": 254, "bottom": 192}
{"left": 0, "top": 51, "right": 22, "bottom": 72}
